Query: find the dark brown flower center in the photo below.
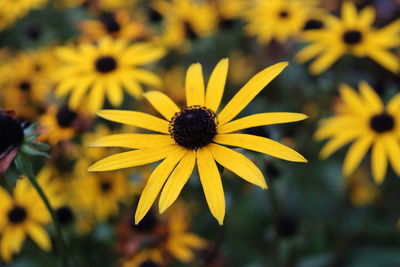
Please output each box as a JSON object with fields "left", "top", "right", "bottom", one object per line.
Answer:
{"left": 148, "top": 8, "right": 162, "bottom": 23}
{"left": 100, "top": 13, "right": 121, "bottom": 33}
{"left": 56, "top": 106, "right": 77, "bottom": 128}
{"left": 100, "top": 181, "right": 112, "bottom": 193}
{"left": 18, "top": 80, "right": 31, "bottom": 91}
{"left": 95, "top": 56, "right": 117, "bottom": 73}
{"left": 56, "top": 206, "right": 74, "bottom": 225}
{"left": 303, "top": 19, "right": 324, "bottom": 30}
{"left": 370, "top": 113, "right": 395, "bottom": 133}
{"left": 169, "top": 106, "right": 217, "bottom": 150}
{"left": 139, "top": 261, "right": 161, "bottom": 267}
{"left": 8, "top": 206, "right": 27, "bottom": 224}
{"left": 342, "top": 30, "right": 363, "bottom": 45}
{"left": 279, "top": 10, "right": 289, "bottom": 18}
{"left": 183, "top": 22, "right": 198, "bottom": 40}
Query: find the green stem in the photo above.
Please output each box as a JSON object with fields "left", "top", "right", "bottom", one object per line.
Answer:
{"left": 26, "top": 175, "right": 69, "bottom": 267}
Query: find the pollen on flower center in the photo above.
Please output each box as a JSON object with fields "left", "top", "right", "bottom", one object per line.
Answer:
{"left": 169, "top": 106, "right": 217, "bottom": 150}
{"left": 56, "top": 106, "right": 77, "bottom": 128}
{"left": 370, "top": 113, "right": 395, "bottom": 133}
{"left": 95, "top": 56, "right": 118, "bottom": 73}
{"left": 8, "top": 206, "right": 27, "bottom": 224}
{"left": 342, "top": 30, "right": 363, "bottom": 45}
{"left": 100, "top": 13, "right": 121, "bottom": 33}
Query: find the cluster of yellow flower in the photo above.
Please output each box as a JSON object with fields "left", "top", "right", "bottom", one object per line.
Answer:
{"left": 0, "top": 0, "right": 399, "bottom": 265}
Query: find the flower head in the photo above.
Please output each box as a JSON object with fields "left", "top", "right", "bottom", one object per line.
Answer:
{"left": 296, "top": 2, "right": 400, "bottom": 74}
{"left": 89, "top": 58, "right": 307, "bottom": 225}
{"left": 315, "top": 82, "right": 400, "bottom": 184}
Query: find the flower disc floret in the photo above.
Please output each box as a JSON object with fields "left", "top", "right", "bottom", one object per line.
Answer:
{"left": 370, "top": 113, "right": 395, "bottom": 133}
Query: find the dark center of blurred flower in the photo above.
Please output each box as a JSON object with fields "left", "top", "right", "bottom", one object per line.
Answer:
{"left": 219, "top": 18, "right": 235, "bottom": 30}
{"left": 56, "top": 106, "right": 77, "bottom": 128}
{"left": 8, "top": 206, "right": 27, "bottom": 224}
{"left": 170, "top": 106, "right": 217, "bottom": 150}
{"left": 25, "top": 23, "right": 41, "bottom": 40}
{"left": 95, "top": 56, "right": 118, "bottom": 73}
{"left": 34, "top": 64, "right": 42, "bottom": 72}
{"left": 183, "top": 22, "right": 198, "bottom": 41}
{"left": 370, "top": 113, "right": 395, "bottom": 133}
{"left": 279, "top": 10, "right": 289, "bottom": 18}
{"left": 19, "top": 80, "right": 31, "bottom": 91}
{"left": 134, "top": 211, "right": 158, "bottom": 232}
{"left": 100, "top": 181, "right": 112, "bottom": 193}
{"left": 342, "top": 30, "right": 363, "bottom": 45}
{"left": 149, "top": 8, "right": 162, "bottom": 23}
{"left": 139, "top": 260, "right": 161, "bottom": 267}
{"left": 56, "top": 206, "right": 74, "bottom": 225}
{"left": 303, "top": 19, "right": 324, "bottom": 30}
{"left": 0, "top": 113, "right": 24, "bottom": 156}
{"left": 101, "top": 13, "right": 121, "bottom": 33}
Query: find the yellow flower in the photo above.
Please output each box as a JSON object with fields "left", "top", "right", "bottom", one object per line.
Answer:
{"left": 315, "top": 82, "right": 400, "bottom": 184}
{"left": 55, "top": 37, "right": 165, "bottom": 113}
{"left": 79, "top": 9, "right": 150, "bottom": 42}
{"left": 245, "top": 0, "right": 313, "bottom": 44}
{"left": 296, "top": 1, "right": 400, "bottom": 75}
{"left": 89, "top": 58, "right": 307, "bottom": 224}
{"left": 38, "top": 105, "right": 78, "bottom": 145}
{"left": 96, "top": 0, "right": 138, "bottom": 12}
{"left": 72, "top": 159, "right": 132, "bottom": 222}
{"left": 0, "top": 0, "right": 48, "bottom": 30}
{"left": 345, "top": 168, "right": 380, "bottom": 206}
{"left": 151, "top": 0, "right": 218, "bottom": 48}
{"left": 0, "top": 179, "right": 51, "bottom": 262}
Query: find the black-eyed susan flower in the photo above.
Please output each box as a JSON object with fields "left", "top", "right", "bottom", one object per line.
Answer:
{"left": 55, "top": 37, "right": 165, "bottom": 113}
{"left": 0, "top": 179, "right": 51, "bottom": 262}
{"left": 79, "top": 10, "right": 150, "bottom": 42}
{"left": 315, "top": 82, "right": 400, "bottom": 184}
{"left": 89, "top": 58, "right": 307, "bottom": 224}
{"left": 244, "top": 0, "right": 313, "bottom": 44}
{"left": 38, "top": 105, "right": 78, "bottom": 145}
{"left": 296, "top": 2, "right": 400, "bottom": 75}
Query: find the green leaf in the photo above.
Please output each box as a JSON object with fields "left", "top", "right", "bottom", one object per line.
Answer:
{"left": 30, "top": 141, "right": 50, "bottom": 151}
{"left": 14, "top": 153, "right": 34, "bottom": 179}
{"left": 21, "top": 145, "right": 50, "bottom": 158}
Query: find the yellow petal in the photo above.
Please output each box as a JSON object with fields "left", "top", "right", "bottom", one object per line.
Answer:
{"left": 218, "top": 62, "right": 288, "bottom": 125}
{"left": 88, "top": 81, "right": 105, "bottom": 113}
{"left": 208, "top": 143, "right": 267, "bottom": 189}
{"left": 342, "top": 1, "right": 357, "bottom": 27}
{"left": 27, "top": 223, "right": 51, "bottom": 251}
{"left": 359, "top": 6, "right": 376, "bottom": 27}
{"left": 97, "top": 110, "right": 170, "bottom": 133}
{"left": 309, "top": 48, "right": 343, "bottom": 75}
{"left": 214, "top": 134, "right": 307, "bottom": 163}
{"left": 69, "top": 78, "right": 92, "bottom": 110}
{"left": 144, "top": 91, "right": 180, "bottom": 120}
{"left": 367, "top": 48, "right": 400, "bottom": 73}
{"left": 125, "top": 44, "right": 166, "bottom": 65}
{"left": 205, "top": 58, "right": 229, "bottom": 112}
{"left": 179, "top": 233, "right": 207, "bottom": 248}
{"left": 371, "top": 139, "right": 387, "bottom": 184}
{"left": 89, "top": 134, "right": 174, "bottom": 149}
{"left": 343, "top": 134, "right": 374, "bottom": 176}
{"left": 218, "top": 112, "right": 308, "bottom": 134}
{"left": 319, "top": 129, "right": 361, "bottom": 159}
{"left": 387, "top": 93, "right": 400, "bottom": 114}
{"left": 185, "top": 63, "right": 205, "bottom": 106}
{"left": 88, "top": 145, "right": 178, "bottom": 172}
{"left": 383, "top": 134, "right": 400, "bottom": 177}
{"left": 159, "top": 150, "right": 196, "bottom": 213}
{"left": 131, "top": 69, "right": 162, "bottom": 87}
{"left": 359, "top": 81, "right": 383, "bottom": 113}
{"left": 135, "top": 148, "right": 186, "bottom": 224}
{"left": 295, "top": 44, "right": 325, "bottom": 63}
{"left": 106, "top": 79, "right": 123, "bottom": 107}
{"left": 339, "top": 84, "right": 368, "bottom": 115}
{"left": 197, "top": 147, "right": 225, "bottom": 225}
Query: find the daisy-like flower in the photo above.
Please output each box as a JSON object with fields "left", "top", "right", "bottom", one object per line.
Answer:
{"left": 79, "top": 10, "right": 150, "bottom": 42}
{"left": 0, "top": 179, "right": 51, "bottom": 262}
{"left": 89, "top": 59, "right": 307, "bottom": 224}
{"left": 54, "top": 37, "right": 165, "bottom": 113}
{"left": 244, "top": 0, "right": 314, "bottom": 44}
{"left": 296, "top": 2, "right": 400, "bottom": 75}
{"left": 315, "top": 82, "right": 400, "bottom": 184}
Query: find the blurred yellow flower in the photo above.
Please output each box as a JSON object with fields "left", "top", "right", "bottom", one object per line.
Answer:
{"left": 0, "top": 0, "right": 48, "bottom": 30}
{"left": 315, "top": 82, "right": 400, "bottom": 184}
{"left": 0, "top": 179, "right": 51, "bottom": 262}
{"left": 89, "top": 58, "right": 307, "bottom": 224}
{"left": 55, "top": 37, "right": 165, "bottom": 113}
{"left": 345, "top": 168, "right": 380, "bottom": 206}
{"left": 245, "top": 0, "right": 314, "bottom": 43}
{"left": 296, "top": 1, "right": 400, "bottom": 74}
